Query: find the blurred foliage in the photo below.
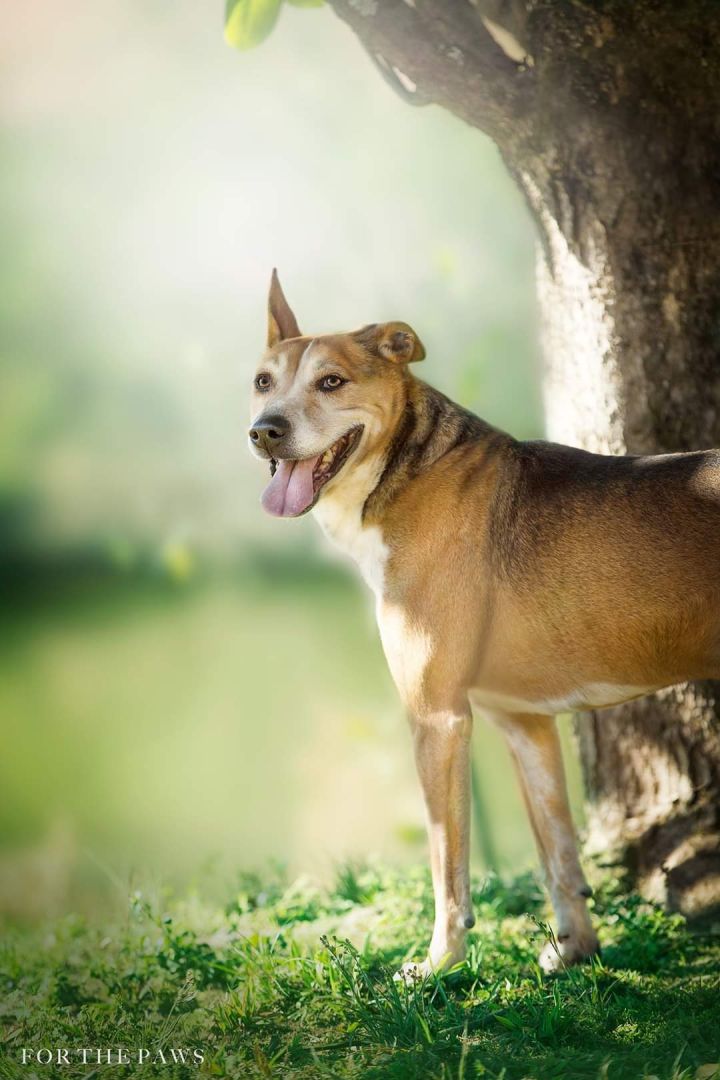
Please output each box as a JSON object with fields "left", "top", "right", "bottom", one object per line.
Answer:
{"left": 225, "top": 0, "right": 324, "bottom": 51}
{"left": 0, "top": 569, "right": 585, "bottom": 913}
{"left": 225, "top": 0, "right": 283, "bottom": 50}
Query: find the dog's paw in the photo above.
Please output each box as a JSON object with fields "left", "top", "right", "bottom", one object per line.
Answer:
{"left": 393, "top": 960, "right": 433, "bottom": 984}
{"left": 539, "top": 933, "right": 600, "bottom": 973}
{"left": 393, "top": 946, "right": 466, "bottom": 984}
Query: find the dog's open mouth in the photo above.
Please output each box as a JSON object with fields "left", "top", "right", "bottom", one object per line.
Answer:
{"left": 261, "top": 426, "right": 363, "bottom": 518}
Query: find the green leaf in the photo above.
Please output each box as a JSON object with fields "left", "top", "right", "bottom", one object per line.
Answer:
{"left": 286, "top": 0, "right": 325, "bottom": 7}
{"left": 224, "top": 0, "right": 282, "bottom": 51}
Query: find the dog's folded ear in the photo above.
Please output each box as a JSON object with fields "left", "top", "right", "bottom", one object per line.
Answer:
{"left": 353, "top": 322, "right": 425, "bottom": 364}
{"left": 267, "top": 269, "right": 301, "bottom": 347}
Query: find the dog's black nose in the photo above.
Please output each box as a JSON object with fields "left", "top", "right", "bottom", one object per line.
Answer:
{"left": 249, "top": 415, "right": 290, "bottom": 454}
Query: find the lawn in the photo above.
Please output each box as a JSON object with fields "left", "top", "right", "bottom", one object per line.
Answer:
{"left": 2, "top": 862, "right": 720, "bottom": 1080}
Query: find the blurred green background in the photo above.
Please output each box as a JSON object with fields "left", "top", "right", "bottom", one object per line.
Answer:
{"left": 0, "top": 0, "right": 581, "bottom": 920}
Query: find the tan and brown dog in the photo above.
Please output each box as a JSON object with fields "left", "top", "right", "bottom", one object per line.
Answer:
{"left": 249, "top": 270, "right": 720, "bottom": 979}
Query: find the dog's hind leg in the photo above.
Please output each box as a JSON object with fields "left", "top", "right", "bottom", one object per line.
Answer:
{"left": 493, "top": 712, "right": 599, "bottom": 971}
{"left": 396, "top": 704, "right": 474, "bottom": 982}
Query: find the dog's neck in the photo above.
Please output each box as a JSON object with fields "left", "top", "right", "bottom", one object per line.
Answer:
{"left": 313, "top": 377, "right": 501, "bottom": 594}
{"left": 362, "top": 377, "right": 498, "bottom": 524}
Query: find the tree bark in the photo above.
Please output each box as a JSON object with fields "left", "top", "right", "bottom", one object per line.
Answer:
{"left": 329, "top": 0, "right": 720, "bottom": 912}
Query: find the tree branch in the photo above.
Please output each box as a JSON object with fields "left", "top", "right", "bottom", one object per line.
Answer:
{"left": 327, "top": 0, "right": 534, "bottom": 145}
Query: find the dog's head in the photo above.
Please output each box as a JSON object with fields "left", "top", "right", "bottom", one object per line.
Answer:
{"left": 249, "top": 270, "right": 425, "bottom": 517}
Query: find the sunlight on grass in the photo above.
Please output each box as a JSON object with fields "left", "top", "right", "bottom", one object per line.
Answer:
{"left": 1, "top": 864, "right": 718, "bottom": 1078}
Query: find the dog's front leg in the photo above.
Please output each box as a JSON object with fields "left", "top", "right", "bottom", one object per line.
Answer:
{"left": 494, "top": 712, "right": 599, "bottom": 971}
{"left": 396, "top": 706, "right": 474, "bottom": 982}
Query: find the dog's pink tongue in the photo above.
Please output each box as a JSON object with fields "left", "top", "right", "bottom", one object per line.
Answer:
{"left": 261, "top": 457, "right": 319, "bottom": 517}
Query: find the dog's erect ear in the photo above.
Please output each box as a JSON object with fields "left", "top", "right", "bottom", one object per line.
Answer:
{"left": 353, "top": 322, "right": 425, "bottom": 364}
{"left": 267, "top": 269, "right": 301, "bottom": 347}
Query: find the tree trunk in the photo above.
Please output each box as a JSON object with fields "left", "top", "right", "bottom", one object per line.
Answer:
{"left": 504, "top": 7, "right": 720, "bottom": 915}
{"left": 520, "top": 153, "right": 720, "bottom": 911}
{"left": 329, "top": 0, "right": 720, "bottom": 912}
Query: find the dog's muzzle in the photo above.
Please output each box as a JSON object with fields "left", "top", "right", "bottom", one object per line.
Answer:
{"left": 248, "top": 414, "right": 290, "bottom": 457}
{"left": 256, "top": 425, "right": 364, "bottom": 518}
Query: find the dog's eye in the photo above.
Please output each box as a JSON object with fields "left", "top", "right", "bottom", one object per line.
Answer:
{"left": 255, "top": 373, "right": 273, "bottom": 392}
{"left": 319, "top": 374, "right": 346, "bottom": 392}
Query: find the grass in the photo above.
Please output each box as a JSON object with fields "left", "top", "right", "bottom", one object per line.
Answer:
{"left": 2, "top": 863, "right": 720, "bottom": 1080}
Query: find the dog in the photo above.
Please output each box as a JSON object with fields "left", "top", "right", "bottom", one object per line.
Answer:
{"left": 248, "top": 270, "right": 720, "bottom": 979}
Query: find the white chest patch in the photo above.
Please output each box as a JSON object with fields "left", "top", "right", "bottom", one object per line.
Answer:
{"left": 313, "top": 491, "right": 389, "bottom": 595}
{"left": 377, "top": 602, "right": 434, "bottom": 705}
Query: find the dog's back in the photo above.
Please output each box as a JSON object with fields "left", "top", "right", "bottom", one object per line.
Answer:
{"left": 487, "top": 440, "right": 720, "bottom": 683}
